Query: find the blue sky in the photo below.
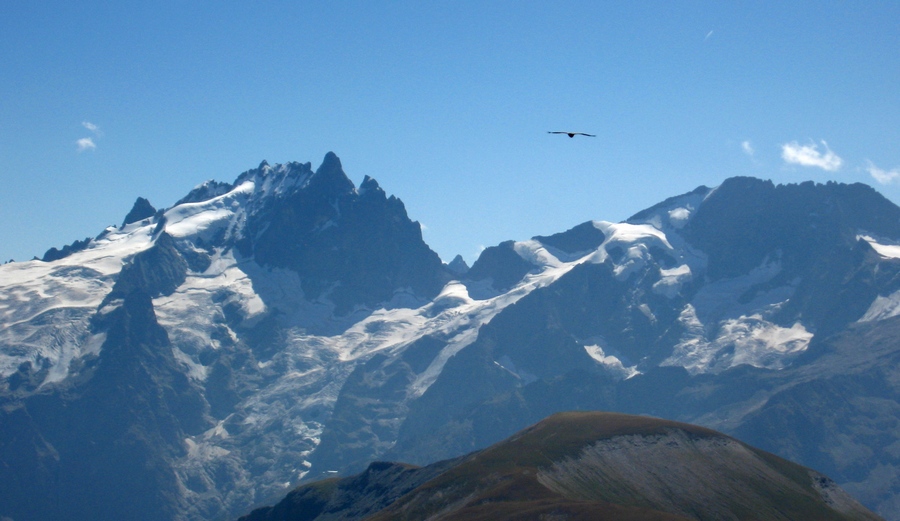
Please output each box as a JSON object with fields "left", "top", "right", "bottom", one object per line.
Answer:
{"left": 2, "top": 2, "right": 899, "bottom": 264}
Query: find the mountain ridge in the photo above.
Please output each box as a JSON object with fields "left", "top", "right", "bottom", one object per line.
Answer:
{"left": 3, "top": 153, "right": 900, "bottom": 520}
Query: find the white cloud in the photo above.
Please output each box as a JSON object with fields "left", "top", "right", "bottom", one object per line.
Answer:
{"left": 76, "top": 137, "right": 96, "bottom": 152}
{"left": 76, "top": 121, "right": 102, "bottom": 151}
{"left": 81, "top": 121, "right": 101, "bottom": 134}
{"left": 781, "top": 140, "right": 843, "bottom": 171}
{"left": 741, "top": 140, "right": 754, "bottom": 156}
{"left": 704, "top": 30, "right": 714, "bottom": 41}
{"left": 867, "top": 160, "right": 900, "bottom": 185}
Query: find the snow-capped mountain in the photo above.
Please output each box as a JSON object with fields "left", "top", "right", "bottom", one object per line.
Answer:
{"left": 2, "top": 154, "right": 900, "bottom": 521}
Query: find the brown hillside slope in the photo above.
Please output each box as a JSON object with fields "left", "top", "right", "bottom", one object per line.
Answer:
{"left": 242, "top": 411, "right": 882, "bottom": 521}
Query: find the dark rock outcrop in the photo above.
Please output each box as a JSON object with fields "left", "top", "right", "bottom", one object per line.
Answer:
{"left": 465, "top": 240, "right": 535, "bottom": 292}
{"left": 123, "top": 197, "right": 158, "bottom": 226}
{"left": 243, "top": 153, "right": 450, "bottom": 314}
{"left": 41, "top": 236, "right": 92, "bottom": 262}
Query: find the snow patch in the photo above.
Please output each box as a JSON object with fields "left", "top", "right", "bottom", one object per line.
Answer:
{"left": 584, "top": 344, "right": 640, "bottom": 379}
{"left": 664, "top": 306, "right": 812, "bottom": 374}
{"left": 589, "top": 221, "right": 682, "bottom": 281}
{"left": 513, "top": 240, "right": 564, "bottom": 268}
{"left": 613, "top": 245, "right": 650, "bottom": 280}
{"left": 858, "top": 234, "right": 900, "bottom": 259}
{"left": 859, "top": 291, "right": 900, "bottom": 322}
{"left": 653, "top": 265, "right": 692, "bottom": 298}
{"left": 593, "top": 221, "right": 673, "bottom": 250}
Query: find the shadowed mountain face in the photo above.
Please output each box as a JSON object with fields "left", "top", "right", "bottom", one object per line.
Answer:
{"left": 0, "top": 289, "right": 207, "bottom": 521}
{"left": 4, "top": 157, "right": 900, "bottom": 520}
{"left": 240, "top": 154, "right": 448, "bottom": 314}
{"left": 240, "top": 412, "right": 882, "bottom": 521}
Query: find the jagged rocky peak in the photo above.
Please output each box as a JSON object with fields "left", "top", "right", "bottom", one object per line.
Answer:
{"left": 228, "top": 159, "right": 314, "bottom": 201}
{"left": 306, "top": 151, "right": 355, "bottom": 196}
{"left": 176, "top": 153, "right": 353, "bottom": 210}
{"left": 41, "top": 236, "right": 92, "bottom": 262}
{"left": 207, "top": 154, "right": 361, "bottom": 209}
{"left": 122, "top": 197, "right": 157, "bottom": 226}
{"left": 232, "top": 152, "right": 449, "bottom": 313}
{"left": 446, "top": 254, "right": 469, "bottom": 275}
{"left": 318, "top": 150, "right": 341, "bottom": 172}
{"left": 358, "top": 175, "right": 384, "bottom": 197}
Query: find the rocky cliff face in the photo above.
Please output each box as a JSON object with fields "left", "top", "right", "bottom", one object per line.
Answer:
{"left": 240, "top": 154, "right": 448, "bottom": 314}
{"left": 1, "top": 289, "right": 207, "bottom": 521}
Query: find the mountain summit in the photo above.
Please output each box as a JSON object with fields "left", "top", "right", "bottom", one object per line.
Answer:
{"left": 3, "top": 155, "right": 900, "bottom": 520}
{"left": 0, "top": 153, "right": 451, "bottom": 521}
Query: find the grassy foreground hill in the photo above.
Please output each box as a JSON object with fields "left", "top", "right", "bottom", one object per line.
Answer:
{"left": 239, "top": 411, "right": 881, "bottom": 521}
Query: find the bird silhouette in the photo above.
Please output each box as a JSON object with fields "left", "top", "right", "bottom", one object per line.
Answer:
{"left": 548, "top": 131, "right": 596, "bottom": 138}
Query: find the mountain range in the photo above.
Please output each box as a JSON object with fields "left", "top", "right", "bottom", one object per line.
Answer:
{"left": 2, "top": 152, "right": 900, "bottom": 520}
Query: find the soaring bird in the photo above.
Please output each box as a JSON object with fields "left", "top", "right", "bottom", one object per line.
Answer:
{"left": 548, "top": 131, "right": 596, "bottom": 138}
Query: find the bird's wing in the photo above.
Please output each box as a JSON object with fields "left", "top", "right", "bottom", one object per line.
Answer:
{"left": 548, "top": 131, "right": 596, "bottom": 137}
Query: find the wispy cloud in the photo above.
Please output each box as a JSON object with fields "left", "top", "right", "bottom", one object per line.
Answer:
{"left": 81, "top": 121, "right": 101, "bottom": 135}
{"left": 741, "top": 140, "right": 754, "bottom": 156}
{"left": 76, "top": 121, "right": 102, "bottom": 152}
{"left": 867, "top": 160, "right": 900, "bottom": 185}
{"left": 76, "top": 137, "right": 96, "bottom": 152}
{"left": 704, "top": 30, "right": 714, "bottom": 42}
{"left": 781, "top": 140, "right": 843, "bottom": 171}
